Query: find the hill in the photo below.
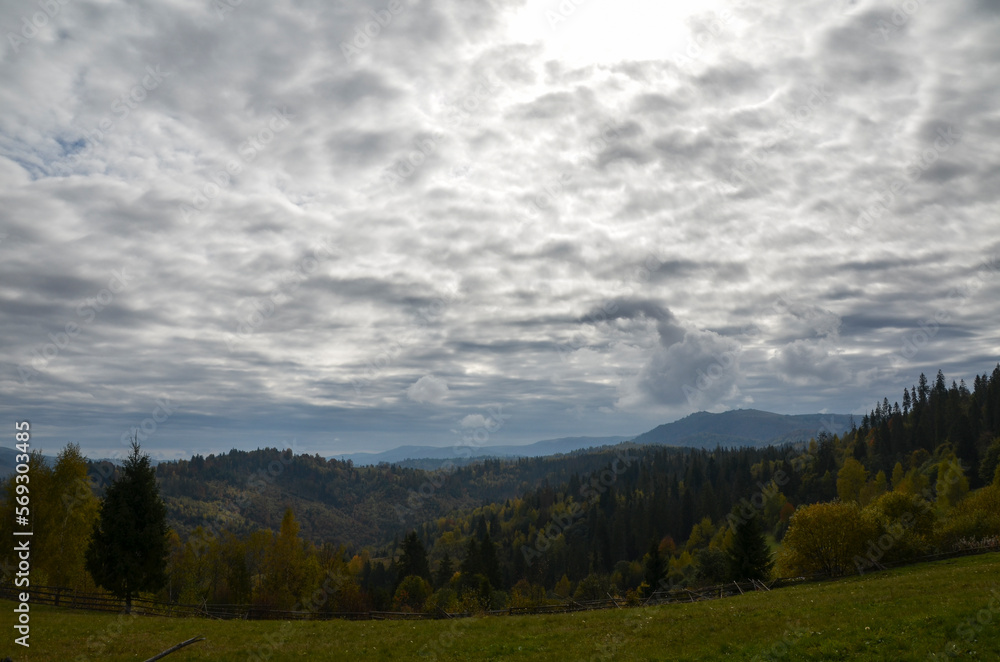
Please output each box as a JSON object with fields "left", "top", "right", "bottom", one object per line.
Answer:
{"left": 0, "top": 446, "right": 57, "bottom": 476}
{"left": 334, "top": 436, "right": 630, "bottom": 466}
{"left": 148, "top": 446, "right": 648, "bottom": 547}
{"left": 630, "top": 408, "right": 852, "bottom": 449}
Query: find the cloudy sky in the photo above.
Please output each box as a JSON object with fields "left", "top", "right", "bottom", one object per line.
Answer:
{"left": 1, "top": 0, "right": 998, "bottom": 460}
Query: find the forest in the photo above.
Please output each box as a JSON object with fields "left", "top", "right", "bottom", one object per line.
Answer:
{"left": 2, "top": 364, "right": 999, "bottom": 615}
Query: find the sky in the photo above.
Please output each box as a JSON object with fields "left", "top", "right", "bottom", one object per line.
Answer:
{"left": 1, "top": 0, "right": 998, "bottom": 461}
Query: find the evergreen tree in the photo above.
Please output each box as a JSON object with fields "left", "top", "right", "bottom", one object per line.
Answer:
{"left": 479, "top": 533, "right": 503, "bottom": 589}
{"left": 727, "top": 512, "right": 774, "bottom": 582}
{"left": 396, "top": 531, "right": 431, "bottom": 584}
{"left": 435, "top": 553, "right": 454, "bottom": 589}
{"left": 642, "top": 539, "right": 665, "bottom": 595}
{"left": 85, "top": 441, "right": 170, "bottom": 613}
{"left": 459, "top": 538, "right": 480, "bottom": 577}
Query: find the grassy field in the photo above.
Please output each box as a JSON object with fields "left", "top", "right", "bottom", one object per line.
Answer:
{"left": 4, "top": 553, "right": 1000, "bottom": 661}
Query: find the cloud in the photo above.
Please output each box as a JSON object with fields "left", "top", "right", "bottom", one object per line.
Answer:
{"left": 406, "top": 375, "right": 449, "bottom": 404}
{"left": 771, "top": 339, "right": 853, "bottom": 386}
{"left": 460, "top": 414, "right": 488, "bottom": 429}
{"left": 621, "top": 328, "right": 743, "bottom": 411}
{"left": 1, "top": 0, "right": 998, "bottom": 455}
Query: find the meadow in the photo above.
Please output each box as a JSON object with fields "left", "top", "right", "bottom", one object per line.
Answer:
{"left": 4, "top": 552, "right": 999, "bottom": 661}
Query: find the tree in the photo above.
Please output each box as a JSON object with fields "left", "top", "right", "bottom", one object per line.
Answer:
{"left": 396, "top": 531, "right": 431, "bottom": 586}
{"left": 478, "top": 533, "right": 503, "bottom": 589}
{"left": 836, "top": 457, "right": 868, "bottom": 504}
{"left": 978, "top": 438, "right": 1000, "bottom": 485}
{"left": 694, "top": 547, "right": 729, "bottom": 585}
{"left": 726, "top": 512, "right": 774, "bottom": 581}
{"left": 859, "top": 470, "right": 888, "bottom": 506}
{"left": 936, "top": 483, "right": 1000, "bottom": 549}
{"left": 553, "top": 573, "right": 573, "bottom": 598}
{"left": 260, "top": 508, "right": 319, "bottom": 609}
{"left": 642, "top": 539, "right": 666, "bottom": 595}
{"left": 85, "top": 441, "right": 170, "bottom": 613}
{"left": 434, "top": 553, "right": 454, "bottom": 589}
{"left": 573, "top": 572, "right": 613, "bottom": 601}
{"left": 44, "top": 445, "right": 100, "bottom": 590}
{"left": 392, "top": 575, "right": 432, "bottom": 612}
{"left": 936, "top": 455, "right": 969, "bottom": 509}
{"left": 859, "top": 491, "right": 934, "bottom": 566}
{"left": 778, "top": 502, "right": 876, "bottom": 577}
{"left": 459, "top": 538, "right": 481, "bottom": 578}
{"left": 891, "top": 462, "right": 905, "bottom": 490}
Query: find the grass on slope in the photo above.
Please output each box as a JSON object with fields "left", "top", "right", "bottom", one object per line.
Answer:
{"left": 3, "top": 553, "right": 999, "bottom": 661}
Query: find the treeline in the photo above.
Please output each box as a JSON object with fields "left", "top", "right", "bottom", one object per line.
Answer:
{"left": 150, "top": 446, "right": 642, "bottom": 547}
{"left": 854, "top": 368, "right": 1000, "bottom": 483}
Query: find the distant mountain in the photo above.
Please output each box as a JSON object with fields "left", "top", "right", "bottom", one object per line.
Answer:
{"left": 333, "top": 436, "right": 631, "bottom": 466}
{"left": 0, "top": 447, "right": 58, "bottom": 476}
{"left": 630, "top": 409, "right": 852, "bottom": 449}
{"left": 334, "top": 410, "right": 852, "bottom": 466}
{"left": 0, "top": 447, "right": 19, "bottom": 476}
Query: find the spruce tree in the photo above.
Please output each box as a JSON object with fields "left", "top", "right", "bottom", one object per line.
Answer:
{"left": 459, "top": 538, "right": 481, "bottom": 577}
{"left": 642, "top": 539, "right": 665, "bottom": 595}
{"left": 727, "top": 511, "right": 774, "bottom": 582}
{"left": 479, "top": 533, "right": 503, "bottom": 589}
{"left": 85, "top": 440, "right": 169, "bottom": 613}
{"left": 396, "top": 531, "right": 430, "bottom": 586}
{"left": 435, "top": 553, "right": 454, "bottom": 589}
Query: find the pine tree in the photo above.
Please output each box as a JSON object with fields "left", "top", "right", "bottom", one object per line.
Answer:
{"left": 396, "top": 531, "right": 431, "bottom": 585}
{"left": 85, "top": 440, "right": 170, "bottom": 613}
{"left": 642, "top": 539, "right": 665, "bottom": 595}
{"left": 434, "top": 553, "right": 454, "bottom": 589}
{"left": 727, "top": 512, "right": 774, "bottom": 582}
{"left": 458, "top": 538, "right": 479, "bottom": 574}
{"left": 479, "top": 533, "right": 503, "bottom": 589}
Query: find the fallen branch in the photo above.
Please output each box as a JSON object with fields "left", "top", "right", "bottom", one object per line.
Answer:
{"left": 142, "top": 635, "right": 205, "bottom": 662}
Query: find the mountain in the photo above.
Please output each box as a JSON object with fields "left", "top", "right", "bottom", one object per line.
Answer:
{"left": 333, "top": 436, "right": 631, "bottom": 466}
{"left": 0, "top": 447, "right": 20, "bottom": 476}
{"left": 334, "top": 410, "right": 852, "bottom": 466}
{"left": 0, "top": 447, "right": 58, "bottom": 476}
{"left": 631, "top": 409, "right": 852, "bottom": 449}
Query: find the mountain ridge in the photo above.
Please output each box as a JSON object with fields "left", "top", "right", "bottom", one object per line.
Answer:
{"left": 333, "top": 409, "right": 853, "bottom": 466}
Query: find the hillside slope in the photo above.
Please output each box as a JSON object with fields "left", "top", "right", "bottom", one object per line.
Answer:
{"left": 12, "top": 552, "right": 1000, "bottom": 661}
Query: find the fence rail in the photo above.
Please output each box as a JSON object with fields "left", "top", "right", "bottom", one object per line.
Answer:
{"left": 3, "top": 545, "right": 997, "bottom": 621}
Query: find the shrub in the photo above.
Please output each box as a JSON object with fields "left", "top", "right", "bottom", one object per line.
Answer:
{"left": 778, "top": 502, "right": 877, "bottom": 577}
{"left": 936, "top": 484, "right": 1000, "bottom": 550}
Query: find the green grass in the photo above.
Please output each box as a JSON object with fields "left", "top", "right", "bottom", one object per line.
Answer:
{"left": 6, "top": 553, "right": 1000, "bottom": 661}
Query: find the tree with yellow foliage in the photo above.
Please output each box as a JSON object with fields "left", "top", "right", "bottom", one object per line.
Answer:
{"left": 936, "top": 454, "right": 970, "bottom": 510}
{"left": 836, "top": 457, "right": 868, "bottom": 504}
{"left": 778, "top": 502, "right": 876, "bottom": 577}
